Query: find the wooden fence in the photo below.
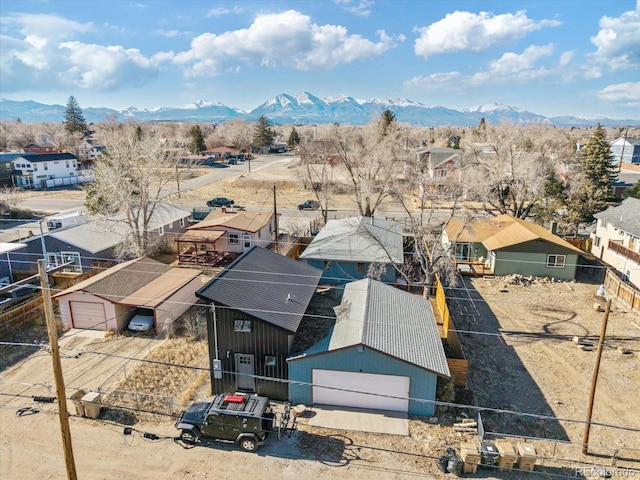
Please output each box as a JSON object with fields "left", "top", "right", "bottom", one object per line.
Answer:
{"left": 603, "top": 269, "right": 640, "bottom": 311}
{"left": 0, "top": 265, "right": 106, "bottom": 331}
{"left": 434, "top": 275, "right": 468, "bottom": 386}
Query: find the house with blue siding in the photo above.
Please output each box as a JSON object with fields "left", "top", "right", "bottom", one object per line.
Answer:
{"left": 298, "top": 216, "right": 403, "bottom": 286}
{"left": 288, "top": 278, "right": 450, "bottom": 416}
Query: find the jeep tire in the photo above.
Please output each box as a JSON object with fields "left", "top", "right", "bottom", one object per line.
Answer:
{"left": 238, "top": 436, "right": 258, "bottom": 452}
{"left": 180, "top": 429, "right": 199, "bottom": 445}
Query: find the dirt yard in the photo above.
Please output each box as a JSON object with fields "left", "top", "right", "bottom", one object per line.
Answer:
{"left": 450, "top": 275, "right": 640, "bottom": 468}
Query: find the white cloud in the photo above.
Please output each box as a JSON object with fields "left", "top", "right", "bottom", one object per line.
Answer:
{"left": 174, "top": 10, "right": 401, "bottom": 76}
{"left": 0, "top": 13, "right": 169, "bottom": 93}
{"left": 334, "top": 0, "right": 374, "bottom": 18}
{"left": 414, "top": 10, "right": 561, "bottom": 59}
{"left": 405, "top": 44, "right": 555, "bottom": 90}
{"left": 156, "top": 29, "right": 190, "bottom": 38}
{"left": 590, "top": 7, "right": 640, "bottom": 70}
{"left": 597, "top": 82, "right": 640, "bottom": 107}
{"left": 207, "top": 6, "right": 244, "bottom": 18}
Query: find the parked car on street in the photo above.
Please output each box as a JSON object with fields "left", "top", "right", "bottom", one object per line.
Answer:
{"left": 297, "top": 199, "right": 320, "bottom": 210}
{"left": 206, "top": 197, "right": 235, "bottom": 208}
{"left": 175, "top": 393, "right": 275, "bottom": 452}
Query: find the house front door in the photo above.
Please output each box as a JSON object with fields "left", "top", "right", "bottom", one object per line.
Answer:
{"left": 235, "top": 353, "right": 255, "bottom": 391}
{"left": 242, "top": 234, "right": 252, "bottom": 252}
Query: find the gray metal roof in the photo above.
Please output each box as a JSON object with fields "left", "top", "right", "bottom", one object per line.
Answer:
{"left": 299, "top": 216, "right": 403, "bottom": 264}
{"left": 49, "top": 203, "right": 189, "bottom": 254}
{"left": 196, "top": 246, "right": 322, "bottom": 332}
{"left": 292, "top": 278, "right": 450, "bottom": 377}
{"left": 594, "top": 197, "right": 640, "bottom": 237}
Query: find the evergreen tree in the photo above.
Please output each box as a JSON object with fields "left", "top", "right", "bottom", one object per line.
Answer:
{"left": 566, "top": 124, "right": 617, "bottom": 227}
{"left": 64, "top": 96, "right": 87, "bottom": 134}
{"left": 190, "top": 124, "right": 206, "bottom": 154}
{"left": 378, "top": 109, "right": 396, "bottom": 137}
{"left": 253, "top": 115, "right": 274, "bottom": 151}
{"left": 287, "top": 127, "right": 300, "bottom": 148}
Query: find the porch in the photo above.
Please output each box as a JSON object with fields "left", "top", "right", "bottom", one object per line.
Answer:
{"left": 175, "top": 230, "right": 238, "bottom": 268}
{"left": 455, "top": 260, "right": 493, "bottom": 276}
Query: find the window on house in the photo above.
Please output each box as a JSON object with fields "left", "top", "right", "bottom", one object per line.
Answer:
{"left": 54, "top": 161, "right": 59, "bottom": 165}
{"left": 356, "top": 263, "right": 365, "bottom": 273}
{"left": 629, "top": 235, "right": 637, "bottom": 251}
{"left": 234, "top": 320, "right": 251, "bottom": 332}
{"left": 180, "top": 218, "right": 185, "bottom": 228}
{"left": 66, "top": 161, "right": 69, "bottom": 168}
{"left": 61, "top": 252, "right": 82, "bottom": 273}
{"left": 229, "top": 233, "right": 239, "bottom": 244}
{"left": 44, "top": 164, "right": 48, "bottom": 171}
{"left": 601, "top": 220, "right": 608, "bottom": 228}
{"left": 546, "top": 254, "right": 566, "bottom": 268}
{"left": 264, "top": 355, "right": 276, "bottom": 367}
{"left": 455, "top": 243, "right": 471, "bottom": 261}
{"left": 158, "top": 225, "right": 164, "bottom": 235}
{"left": 33, "top": 165, "right": 38, "bottom": 171}
{"left": 594, "top": 236, "right": 601, "bottom": 248}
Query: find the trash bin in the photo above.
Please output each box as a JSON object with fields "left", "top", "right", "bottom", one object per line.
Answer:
{"left": 460, "top": 441, "right": 481, "bottom": 474}
{"left": 80, "top": 391, "right": 102, "bottom": 419}
{"left": 517, "top": 442, "right": 537, "bottom": 471}
{"left": 480, "top": 441, "right": 499, "bottom": 466}
{"left": 495, "top": 440, "right": 518, "bottom": 472}
{"left": 70, "top": 389, "right": 86, "bottom": 417}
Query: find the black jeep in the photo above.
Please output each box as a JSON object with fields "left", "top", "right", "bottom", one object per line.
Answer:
{"left": 175, "top": 393, "right": 275, "bottom": 452}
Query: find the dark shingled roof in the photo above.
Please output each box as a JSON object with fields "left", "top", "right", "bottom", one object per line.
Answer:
{"left": 197, "top": 246, "right": 322, "bottom": 333}
{"left": 16, "top": 152, "right": 78, "bottom": 163}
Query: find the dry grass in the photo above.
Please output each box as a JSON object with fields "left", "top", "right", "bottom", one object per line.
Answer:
{"left": 101, "top": 337, "right": 208, "bottom": 424}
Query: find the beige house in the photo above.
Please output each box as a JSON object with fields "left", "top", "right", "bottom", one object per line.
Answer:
{"left": 591, "top": 197, "right": 640, "bottom": 289}
{"left": 176, "top": 210, "right": 277, "bottom": 267}
{"left": 53, "top": 257, "right": 201, "bottom": 332}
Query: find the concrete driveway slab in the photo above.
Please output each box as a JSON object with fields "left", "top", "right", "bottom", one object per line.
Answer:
{"left": 304, "top": 404, "right": 409, "bottom": 436}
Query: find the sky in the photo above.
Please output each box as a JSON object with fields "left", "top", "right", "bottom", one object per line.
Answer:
{"left": 1, "top": 0, "right": 639, "bottom": 118}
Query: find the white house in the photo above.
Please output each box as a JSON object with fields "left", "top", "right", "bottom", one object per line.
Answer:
{"left": 10, "top": 153, "right": 93, "bottom": 189}
{"left": 591, "top": 197, "right": 640, "bottom": 289}
{"left": 78, "top": 140, "right": 105, "bottom": 162}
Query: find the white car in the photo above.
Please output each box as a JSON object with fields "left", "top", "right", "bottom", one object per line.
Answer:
{"left": 128, "top": 308, "right": 155, "bottom": 332}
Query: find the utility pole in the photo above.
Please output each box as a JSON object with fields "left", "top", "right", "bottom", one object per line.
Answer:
{"left": 582, "top": 298, "right": 612, "bottom": 455}
{"left": 38, "top": 259, "right": 78, "bottom": 480}
{"left": 273, "top": 185, "right": 278, "bottom": 250}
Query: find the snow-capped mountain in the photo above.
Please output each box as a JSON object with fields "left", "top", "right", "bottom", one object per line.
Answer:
{"left": 1, "top": 95, "right": 637, "bottom": 127}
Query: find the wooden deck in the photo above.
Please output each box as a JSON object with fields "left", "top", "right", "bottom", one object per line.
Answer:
{"left": 178, "top": 250, "right": 238, "bottom": 268}
{"left": 456, "top": 261, "right": 493, "bottom": 276}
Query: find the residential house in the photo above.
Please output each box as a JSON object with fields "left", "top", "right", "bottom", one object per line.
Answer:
{"left": 591, "top": 197, "right": 640, "bottom": 289}
{"left": 78, "top": 139, "right": 105, "bottom": 162}
{"left": 196, "top": 246, "right": 322, "bottom": 400}
{"left": 288, "top": 278, "right": 450, "bottom": 416}
{"left": 0, "top": 152, "right": 35, "bottom": 187}
{"left": 298, "top": 216, "right": 403, "bottom": 285}
{"left": 53, "top": 257, "right": 201, "bottom": 332}
{"left": 23, "top": 142, "right": 59, "bottom": 154}
{"left": 410, "top": 146, "right": 465, "bottom": 201}
{"left": 610, "top": 136, "right": 640, "bottom": 167}
{"left": 10, "top": 153, "right": 93, "bottom": 189}
{"left": 6, "top": 203, "right": 190, "bottom": 275}
{"left": 176, "top": 210, "right": 277, "bottom": 267}
{"left": 443, "top": 214, "right": 583, "bottom": 280}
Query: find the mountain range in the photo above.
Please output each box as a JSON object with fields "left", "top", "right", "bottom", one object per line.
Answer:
{"left": 1, "top": 93, "right": 638, "bottom": 127}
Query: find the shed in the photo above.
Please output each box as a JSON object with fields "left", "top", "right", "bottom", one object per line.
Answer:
{"left": 288, "top": 278, "right": 450, "bottom": 416}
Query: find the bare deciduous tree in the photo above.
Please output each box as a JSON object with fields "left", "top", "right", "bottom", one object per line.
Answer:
{"left": 86, "top": 123, "right": 188, "bottom": 258}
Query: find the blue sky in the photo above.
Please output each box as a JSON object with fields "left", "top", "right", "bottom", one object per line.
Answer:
{"left": 1, "top": 0, "right": 639, "bottom": 118}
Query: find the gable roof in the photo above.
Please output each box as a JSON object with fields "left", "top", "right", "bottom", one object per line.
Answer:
{"left": 299, "top": 216, "right": 403, "bottom": 264}
{"left": 290, "top": 278, "right": 450, "bottom": 377}
{"left": 594, "top": 197, "right": 640, "bottom": 237}
{"left": 15, "top": 153, "right": 77, "bottom": 163}
{"left": 196, "top": 246, "right": 322, "bottom": 332}
{"left": 49, "top": 202, "right": 189, "bottom": 253}
{"left": 446, "top": 214, "right": 583, "bottom": 253}
{"left": 188, "top": 210, "right": 274, "bottom": 233}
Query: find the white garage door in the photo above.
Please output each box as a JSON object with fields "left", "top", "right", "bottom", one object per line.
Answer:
{"left": 70, "top": 301, "right": 107, "bottom": 330}
{"left": 312, "top": 369, "right": 410, "bottom": 412}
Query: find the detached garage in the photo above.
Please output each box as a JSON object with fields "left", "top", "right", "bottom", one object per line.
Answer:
{"left": 54, "top": 257, "right": 201, "bottom": 332}
{"left": 288, "top": 279, "right": 450, "bottom": 416}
